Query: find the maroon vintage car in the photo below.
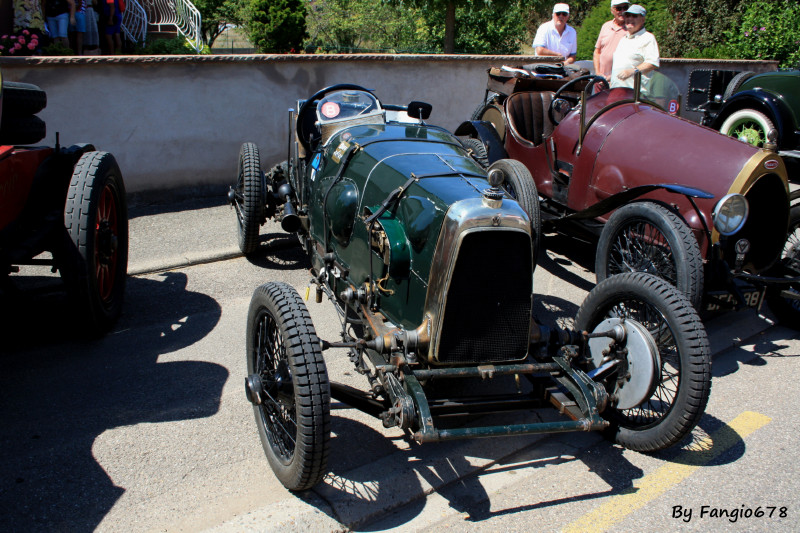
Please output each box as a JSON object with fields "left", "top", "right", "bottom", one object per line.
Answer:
{"left": 457, "top": 67, "right": 798, "bottom": 326}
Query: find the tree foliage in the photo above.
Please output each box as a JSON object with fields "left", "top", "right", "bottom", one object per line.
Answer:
{"left": 384, "top": 0, "right": 546, "bottom": 53}
{"left": 193, "top": 0, "right": 242, "bottom": 47}
{"left": 725, "top": 0, "right": 800, "bottom": 68}
{"left": 305, "top": 0, "right": 434, "bottom": 52}
{"left": 241, "top": 0, "right": 307, "bottom": 53}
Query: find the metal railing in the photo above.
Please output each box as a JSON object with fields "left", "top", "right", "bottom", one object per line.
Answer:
{"left": 141, "top": 0, "right": 203, "bottom": 52}
{"left": 121, "top": 0, "right": 149, "bottom": 45}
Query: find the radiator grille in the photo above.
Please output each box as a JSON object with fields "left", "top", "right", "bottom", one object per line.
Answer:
{"left": 437, "top": 231, "right": 532, "bottom": 364}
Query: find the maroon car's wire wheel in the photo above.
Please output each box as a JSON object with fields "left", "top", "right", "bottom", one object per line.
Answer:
{"left": 255, "top": 309, "right": 297, "bottom": 462}
{"left": 603, "top": 298, "right": 680, "bottom": 429}
{"left": 95, "top": 184, "right": 119, "bottom": 302}
{"left": 608, "top": 221, "right": 677, "bottom": 287}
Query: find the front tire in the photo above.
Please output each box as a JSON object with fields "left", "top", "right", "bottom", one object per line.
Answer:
{"left": 62, "top": 152, "right": 129, "bottom": 334}
{"left": 576, "top": 272, "right": 711, "bottom": 451}
{"left": 720, "top": 108, "right": 775, "bottom": 148}
{"left": 234, "top": 142, "right": 264, "bottom": 256}
{"left": 596, "top": 202, "right": 704, "bottom": 310}
{"left": 246, "top": 282, "right": 331, "bottom": 491}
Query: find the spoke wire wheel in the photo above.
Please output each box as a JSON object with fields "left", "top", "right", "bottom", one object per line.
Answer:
{"left": 247, "top": 282, "right": 330, "bottom": 491}
{"left": 719, "top": 108, "right": 775, "bottom": 148}
{"left": 234, "top": 142, "right": 263, "bottom": 255}
{"left": 766, "top": 206, "right": 800, "bottom": 328}
{"left": 597, "top": 203, "right": 704, "bottom": 310}
{"left": 63, "top": 151, "right": 128, "bottom": 334}
{"left": 576, "top": 272, "right": 711, "bottom": 451}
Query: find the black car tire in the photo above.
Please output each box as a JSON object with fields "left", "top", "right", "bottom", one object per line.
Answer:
{"left": 723, "top": 71, "right": 755, "bottom": 101}
{"left": 62, "top": 152, "right": 129, "bottom": 334}
{"left": 765, "top": 205, "right": 800, "bottom": 329}
{"left": 247, "top": 282, "right": 331, "bottom": 491}
{"left": 471, "top": 100, "right": 506, "bottom": 142}
{"left": 0, "top": 114, "right": 46, "bottom": 145}
{"left": 1, "top": 80, "right": 47, "bottom": 117}
{"left": 719, "top": 108, "right": 775, "bottom": 148}
{"left": 596, "top": 202, "right": 704, "bottom": 310}
{"left": 234, "top": 142, "right": 264, "bottom": 256}
{"left": 489, "top": 159, "right": 541, "bottom": 267}
{"left": 576, "top": 272, "right": 711, "bottom": 451}
{"left": 463, "top": 137, "right": 489, "bottom": 168}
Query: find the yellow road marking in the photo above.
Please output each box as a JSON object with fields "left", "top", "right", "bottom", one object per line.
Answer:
{"left": 563, "top": 411, "right": 771, "bottom": 533}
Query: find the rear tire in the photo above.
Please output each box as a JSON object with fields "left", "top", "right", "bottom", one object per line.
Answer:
{"left": 62, "top": 152, "right": 129, "bottom": 334}
{"left": 247, "top": 282, "right": 331, "bottom": 491}
{"left": 576, "top": 272, "right": 711, "bottom": 451}
{"left": 234, "top": 142, "right": 263, "bottom": 256}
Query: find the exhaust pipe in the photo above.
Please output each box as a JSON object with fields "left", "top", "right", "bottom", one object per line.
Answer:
{"left": 277, "top": 182, "right": 301, "bottom": 232}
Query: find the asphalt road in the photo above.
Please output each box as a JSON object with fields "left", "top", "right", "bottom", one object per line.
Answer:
{"left": 0, "top": 192, "right": 798, "bottom": 533}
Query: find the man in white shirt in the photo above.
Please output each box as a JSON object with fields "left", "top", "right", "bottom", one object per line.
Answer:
{"left": 610, "top": 4, "right": 659, "bottom": 89}
{"left": 532, "top": 3, "right": 577, "bottom": 64}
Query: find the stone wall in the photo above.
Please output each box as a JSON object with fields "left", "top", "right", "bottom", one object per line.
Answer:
{"left": 0, "top": 54, "right": 778, "bottom": 193}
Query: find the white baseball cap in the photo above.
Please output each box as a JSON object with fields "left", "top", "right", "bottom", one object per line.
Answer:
{"left": 611, "top": 0, "right": 629, "bottom": 6}
{"left": 625, "top": 4, "right": 646, "bottom": 16}
{"left": 553, "top": 3, "right": 570, "bottom": 14}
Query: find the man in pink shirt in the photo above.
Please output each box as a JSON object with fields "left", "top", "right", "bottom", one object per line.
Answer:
{"left": 593, "top": 0, "right": 629, "bottom": 79}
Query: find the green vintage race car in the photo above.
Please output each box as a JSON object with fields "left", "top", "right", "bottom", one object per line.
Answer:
{"left": 230, "top": 85, "right": 711, "bottom": 491}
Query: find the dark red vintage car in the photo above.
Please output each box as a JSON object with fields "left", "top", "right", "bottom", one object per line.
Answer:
{"left": 0, "top": 74, "right": 128, "bottom": 334}
{"left": 457, "top": 66, "right": 798, "bottom": 326}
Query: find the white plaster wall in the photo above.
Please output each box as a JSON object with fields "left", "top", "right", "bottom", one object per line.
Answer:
{"left": 0, "top": 55, "right": 778, "bottom": 193}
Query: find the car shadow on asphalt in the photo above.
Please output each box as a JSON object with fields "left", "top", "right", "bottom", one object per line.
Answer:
{"left": 326, "top": 411, "right": 746, "bottom": 531}
{"left": 246, "top": 232, "right": 311, "bottom": 271}
{"left": 0, "top": 272, "right": 227, "bottom": 532}
{"left": 537, "top": 234, "right": 597, "bottom": 294}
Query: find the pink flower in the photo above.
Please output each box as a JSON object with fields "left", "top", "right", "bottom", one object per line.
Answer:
{"left": 0, "top": 45, "right": 4, "bottom": 51}
{"left": 22, "top": 29, "right": 29, "bottom": 35}
{"left": 28, "top": 43, "right": 36, "bottom": 50}
{"left": 13, "top": 42, "right": 21, "bottom": 50}
{"left": 745, "top": 31, "right": 750, "bottom": 36}
{"left": 18, "top": 37, "right": 25, "bottom": 45}
{"left": 1, "top": 35, "right": 7, "bottom": 39}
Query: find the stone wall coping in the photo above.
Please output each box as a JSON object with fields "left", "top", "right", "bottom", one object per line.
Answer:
{"left": 0, "top": 54, "right": 779, "bottom": 67}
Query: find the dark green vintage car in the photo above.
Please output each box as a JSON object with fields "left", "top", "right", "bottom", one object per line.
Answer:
{"left": 688, "top": 69, "right": 800, "bottom": 164}
{"left": 230, "top": 85, "right": 712, "bottom": 491}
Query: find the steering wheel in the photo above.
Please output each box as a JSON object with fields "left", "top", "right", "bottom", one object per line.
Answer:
{"left": 296, "top": 84, "right": 376, "bottom": 153}
{"left": 548, "top": 75, "right": 610, "bottom": 126}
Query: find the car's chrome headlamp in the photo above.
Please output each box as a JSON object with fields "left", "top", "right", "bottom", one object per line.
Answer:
{"left": 712, "top": 193, "right": 749, "bottom": 236}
